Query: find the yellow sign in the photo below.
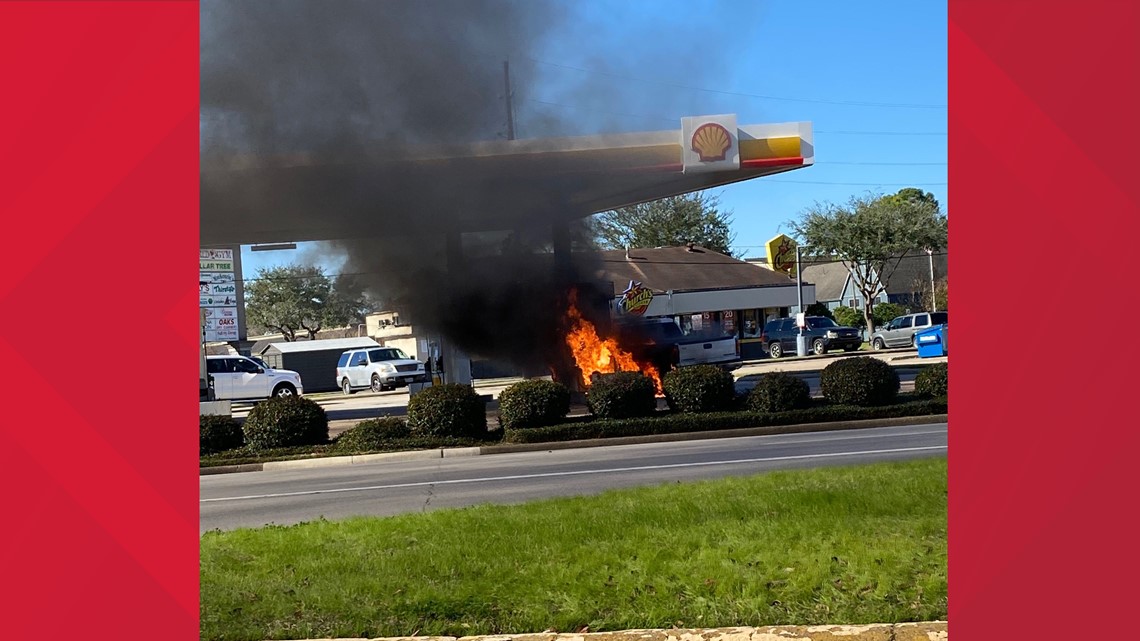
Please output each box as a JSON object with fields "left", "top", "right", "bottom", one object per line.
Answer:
{"left": 765, "top": 234, "right": 798, "bottom": 277}
{"left": 619, "top": 281, "right": 653, "bottom": 316}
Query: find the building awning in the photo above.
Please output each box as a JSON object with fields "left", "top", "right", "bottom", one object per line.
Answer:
{"left": 201, "top": 119, "right": 813, "bottom": 245}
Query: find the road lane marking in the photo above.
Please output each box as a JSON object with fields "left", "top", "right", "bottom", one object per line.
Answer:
{"left": 202, "top": 445, "right": 946, "bottom": 503}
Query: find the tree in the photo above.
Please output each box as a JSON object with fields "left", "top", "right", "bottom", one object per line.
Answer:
{"left": 872, "top": 302, "right": 908, "bottom": 328}
{"left": 789, "top": 189, "right": 948, "bottom": 337}
{"left": 591, "top": 192, "right": 737, "bottom": 255}
{"left": 245, "top": 264, "right": 369, "bottom": 341}
{"left": 832, "top": 306, "right": 862, "bottom": 329}
{"left": 907, "top": 274, "right": 949, "bottom": 312}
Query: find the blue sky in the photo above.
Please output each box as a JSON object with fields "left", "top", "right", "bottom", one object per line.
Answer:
{"left": 240, "top": 0, "right": 946, "bottom": 274}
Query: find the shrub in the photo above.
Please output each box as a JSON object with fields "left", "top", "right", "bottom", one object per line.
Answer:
{"left": 243, "top": 396, "right": 329, "bottom": 450}
{"left": 872, "top": 302, "right": 908, "bottom": 329}
{"left": 335, "top": 417, "right": 411, "bottom": 452}
{"left": 200, "top": 414, "right": 244, "bottom": 455}
{"left": 502, "top": 396, "right": 948, "bottom": 444}
{"left": 586, "top": 371, "right": 657, "bottom": 420}
{"left": 497, "top": 379, "right": 571, "bottom": 429}
{"left": 406, "top": 383, "right": 488, "bottom": 438}
{"left": 820, "top": 357, "right": 900, "bottom": 406}
{"left": 914, "top": 363, "right": 948, "bottom": 398}
{"left": 662, "top": 365, "right": 736, "bottom": 413}
{"left": 833, "top": 306, "right": 862, "bottom": 329}
{"left": 747, "top": 371, "right": 812, "bottom": 413}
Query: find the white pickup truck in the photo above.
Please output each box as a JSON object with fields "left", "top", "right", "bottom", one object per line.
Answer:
{"left": 615, "top": 317, "right": 740, "bottom": 374}
{"left": 204, "top": 355, "right": 305, "bottom": 400}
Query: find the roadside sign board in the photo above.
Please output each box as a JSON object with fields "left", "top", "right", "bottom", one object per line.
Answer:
{"left": 200, "top": 247, "right": 244, "bottom": 342}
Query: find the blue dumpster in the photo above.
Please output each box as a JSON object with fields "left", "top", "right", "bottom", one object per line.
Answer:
{"left": 915, "top": 324, "right": 947, "bottom": 358}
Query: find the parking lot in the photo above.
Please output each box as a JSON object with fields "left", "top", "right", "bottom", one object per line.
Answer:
{"left": 226, "top": 349, "right": 940, "bottom": 436}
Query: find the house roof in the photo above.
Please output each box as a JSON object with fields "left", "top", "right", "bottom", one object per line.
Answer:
{"left": 884, "top": 252, "right": 948, "bottom": 295}
{"left": 593, "top": 245, "right": 796, "bottom": 296}
{"left": 260, "top": 337, "right": 380, "bottom": 355}
{"left": 792, "top": 251, "right": 949, "bottom": 301}
{"left": 800, "top": 261, "right": 851, "bottom": 302}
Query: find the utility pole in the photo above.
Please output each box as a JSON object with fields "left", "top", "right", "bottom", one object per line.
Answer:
{"left": 795, "top": 245, "right": 807, "bottom": 357}
{"left": 503, "top": 60, "right": 515, "bottom": 141}
{"left": 926, "top": 248, "right": 937, "bottom": 312}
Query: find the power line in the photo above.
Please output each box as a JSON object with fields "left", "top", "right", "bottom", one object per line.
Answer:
{"left": 765, "top": 179, "right": 948, "bottom": 186}
{"left": 526, "top": 99, "right": 948, "bottom": 138}
{"left": 241, "top": 252, "right": 949, "bottom": 284}
{"left": 815, "top": 130, "right": 946, "bottom": 136}
{"left": 527, "top": 58, "right": 947, "bottom": 109}
{"left": 817, "top": 161, "right": 946, "bottom": 166}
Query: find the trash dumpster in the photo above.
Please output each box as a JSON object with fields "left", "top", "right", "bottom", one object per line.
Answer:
{"left": 915, "top": 324, "right": 947, "bottom": 358}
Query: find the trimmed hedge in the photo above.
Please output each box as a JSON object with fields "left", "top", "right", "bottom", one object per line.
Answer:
{"left": 502, "top": 397, "right": 947, "bottom": 444}
{"left": 200, "top": 414, "right": 244, "bottom": 455}
{"left": 406, "top": 383, "right": 488, "bottom": 438}
{"left": 662, "top": 365, "right": 736, "bottom": 413}
{"left": 497, "top": 379, "right": 571, "bottom": 429}
{"left": 334, "top": 417, "right": 412, "bottom": 452}
{"left": 747, "top": 371, "right": 812, "bottom": 413}
{"left": 820, "top": 356, "right": 900, "bottom": 406}
{"left": 243, "top": 396, "right": 329, "bottom": 450}
{"left": 915, "top": 363, "right": 948, "bottom": 398}
{"left": 586, "top": 371, "right": 658, "bottom": 419}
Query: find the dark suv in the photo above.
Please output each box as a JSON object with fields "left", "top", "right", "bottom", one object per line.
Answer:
{"left": 761, "top": 316, "right": 862, "bottom": 358}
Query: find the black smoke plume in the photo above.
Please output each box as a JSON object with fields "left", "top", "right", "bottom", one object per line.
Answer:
{"left": 200, "top": 0, "right": 750, "bottom": 374}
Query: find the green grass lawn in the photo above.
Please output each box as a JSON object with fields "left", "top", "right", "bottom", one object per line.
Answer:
{"left": 201, "top": 457, "right": 947, "bottom": 641}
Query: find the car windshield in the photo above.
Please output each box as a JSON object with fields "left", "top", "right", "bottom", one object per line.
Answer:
{"left": 369, "top": 348, "right": 409, "bottom": 362}
{"left": 248, "top": 357, "right": 270, "bottom": 369}
{"left": 807, "top": 317, "right": 839, "bottom": 329}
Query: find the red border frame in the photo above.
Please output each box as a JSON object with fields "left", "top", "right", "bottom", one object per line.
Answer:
{"left": 950, "top": 1, "right": 1139, "bottom": 636}
{"left": 0, "top": 2, "right": 198, "bottom": 639}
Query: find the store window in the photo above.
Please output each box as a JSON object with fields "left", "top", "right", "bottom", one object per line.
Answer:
{"left": 740, "top": 309, "right": 762, "bottom": 338}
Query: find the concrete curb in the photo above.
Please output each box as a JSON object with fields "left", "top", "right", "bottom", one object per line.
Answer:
{"left": 276, "top": 622, "right": 948, "bottom": 641}
{"left": 199, "top": 414, "right": 947, "bottom": 476}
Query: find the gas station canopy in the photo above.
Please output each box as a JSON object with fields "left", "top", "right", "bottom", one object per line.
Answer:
{"left": 200, "top": 117, "right": 813, "bottom": 246}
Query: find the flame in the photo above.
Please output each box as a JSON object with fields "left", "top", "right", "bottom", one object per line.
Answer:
{"left": 564, "top": 294, "right": 664, "bottom": 395}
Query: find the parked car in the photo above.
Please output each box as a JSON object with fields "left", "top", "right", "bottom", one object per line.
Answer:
{"left": 870, "top": 311, "right": 949, "bottom": 350}
{"left": 614, "top": 317, "right": 740, "bottom": 374}
{"left": 204, "top": 355, "right": 304, "bottom": 401}
{"left": 336, "top": 346, "right": 427, "bottom": 394}
{"left": 761, "top": 316, "right": 862, "bottom": 358}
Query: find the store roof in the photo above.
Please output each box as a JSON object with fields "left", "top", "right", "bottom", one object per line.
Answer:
{"left": 260, "top": 337, "right": 380, "bottom": 355}
{"left": 594, "top": 245, "right": 796, "bottom": 295}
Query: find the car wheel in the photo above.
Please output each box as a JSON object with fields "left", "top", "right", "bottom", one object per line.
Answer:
{"left": 812, "top": 338, "right": 827, "bottom": 355}
{"left": 912, "top": 335, "right": 919, "bottom": 349}
{"left": 872, "top": 338, "right": 885, "bottom": 350}
{"left": 272, "top": 383, "right": 296, "bottom": 398}
{"left": 768, "top": 342, "right": 783, "bottom": 358}
{"left": 371, "top": 374, "right": 383, "bottom": 393}
{"left": 341, "top": 378, "right": 353, "bottom": 395}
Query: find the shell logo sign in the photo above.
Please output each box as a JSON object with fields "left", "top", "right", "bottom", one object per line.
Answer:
{"left": 690, "top": 123, "right": 733, "bottom": 161}
{"left": 618, "top": 280, "right": 654, "bottom": 316}
{"left": 765, "top": 233, "right": 799, "bottom": 277}
{"left": 681, "top": 114, "right": 739, "bottom": 173}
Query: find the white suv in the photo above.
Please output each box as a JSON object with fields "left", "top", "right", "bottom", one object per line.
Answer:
{"left": 205, "top": 356, "right": 304, "bottom": 400}
{"left": 336, "top": 347, "right": 426, "bottom": 394}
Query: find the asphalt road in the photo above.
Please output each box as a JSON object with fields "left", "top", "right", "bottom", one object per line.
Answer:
{"left": 200, "top": 422, "right": 947, "bottom": 533}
